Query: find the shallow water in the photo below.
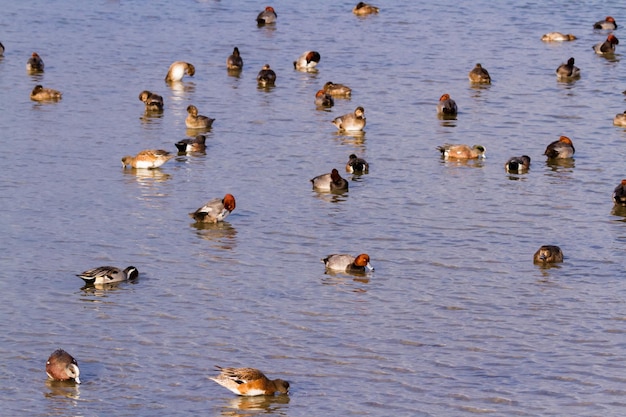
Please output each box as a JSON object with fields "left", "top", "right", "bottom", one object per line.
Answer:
{"left": 1, "top": 0, "right": 626, "bottom": 416}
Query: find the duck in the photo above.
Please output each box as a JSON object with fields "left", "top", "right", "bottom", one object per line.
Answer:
{"left": 294, "top": 51, "right": 321, "bottom": 71}
{"left": 311, "top": 169, "right": 349, "bottom": 191}
{"left": 555, "top": 57, "right": 580, "bottom": 80}
{"left": 257, "top": 64, "right": 276, "bottom": 87}
{"left": 138, "top": 90, "right": 164, "bottom": 112}
{"left": 226, "top": 47, "right": 243, "bottom": 70}
{"left": 185, "top": 105, "right": 214, "bottom": 129}
{"left": 26, "top": 52, "right": 44, "bottom": 72}
{"left": 46, "top": 349, "right": 80, "bottom": 384}
{"left": 210, "top": 366, "right": 289, "bottom": 396}
{"left": 77, "top": 265, "right": 138, "bottom": 285}
{"left": 613, "top": 179, "right": 626, "bottom": 205}
{"left": 533, "top": 245, "right": 564, "bottom": 264}
{"left": 30, "top": 85, "right": 62, "bottom": 101}
{"left": 614, "top": 111, "right": 626, "bottom": 127}
{"left": 437, "top": 144, "right": 486, "bottom": 160}
{"left": 332, "top": 106, "right": 366, "bottom": 131}
{"left": 594, "top": 16, "right": 617, "bottom": 30}
{"left": 175, "top": 134, "right": 206, "bottom": 153}
{"left": 504, "top": 155, "right": 531, "bottom": 173}
{"left": 122, "top": 149, "right": 175, "bottom": 169}
{"left": 352, "top": 2, "right": 379, "bottom": 15}
{"left": 345, "top": 154, "right": 369, "bottom": 173}
{"left": 544, "top": 136, "right": 575, "bottom": 159}
{"left": 323, "top": 81, "right": 352, "bottom": 97}
{"left": 0, "top": 42, "right": 4, "bottom": 56}
{"left": 541, "top": 32, "right": 577, "bottom": 42}
{"left": 165, "top": 61, "right": 195, "bottom": 82}
{"left": 189, "top": 194, "right": 236, "bottom": 223}
{"left": 468, "top": 63, "right": 491, "bottom": 84}
{"left": 314, "top": 90, "right": 334, "bottom": 107}
{"left": 436, "top": 94, "right": 458, "bottom": 117}
{"left": 322, "top": 253, "right": 374, "bottom": 272}
{"left": 256, "top": 6, "right": 277, "bottom": 25}
{"left": 593, "top": 33, "right": 619, "bottom": 55}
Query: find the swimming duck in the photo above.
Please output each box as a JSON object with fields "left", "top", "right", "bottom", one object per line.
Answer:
{"left": 175, "top": 134, "right": 206, "bottom": 153}
{"left": 294, "top": 51, "right": 321, "bottom": 71}
{"left": 186, "top": 105, "right": 214, "bottom": 129}
{"left": 594, "top": 16, "right": 617, "bottom": 30}
{"left": 332, "top": 106, "right": 366, "bottom": 131}
{"left": 26, "top": 52, "right": 44, "bottom": 72}
{"left": 352, "top": 2, "right": 379, "bottom": 15}
{"left": 323, "top": 81, "right": 352, "bottom": 97}
{"left": 122, "top": 149, "right": 175, "bottom": 169}
{"left": 504, "top": 155, "right": 531, "bottom": 173}
{"left": 165, "top": 61, "right": 195, "bottom": 82}
{"left": 138, "top": 90, "right": 164, "bottom": 112}
{"left": 189, "top": 194, "right": 236, "bottom": 223}
{"left": 210, "top": 366, "right": 289, "bottom": 396}
{"left": 593, "top": 33, "right": 619, "bottom": 55}
{"left": 314, "top": 90, "right": 334, "bottom": 107}
{"left": 437, "top": 144, "right": 486, "bottom": 160}
{"left": 437, "top": 94, "right": 458, "bottom": 117}
{"left": 614, "top": 111, "right": 626, "bottom": 127}
{"left": 322, "top": 253, "right": 374, "bottom": 272}
{"left": 311, "top": 169, "right": 349, "bottom": 191}
{"left": 555, "top": 57, "right": 580, "bottom": 80}
{"left": 533, "top": 245, "right": 564, "bottom": 264}
{"left": 30, "top": 85, "right": 62, "bottom": 101}
{"left": 613, "top": 179, "right": 626, "bottom": 205}
{"left": 226, "top": 47, "right": 243, "bottom": 70}
{"left": 544, "top": 136, "right": 575, "bottom": 159}
{"left": 468, "top": 63, "right": 491, "bottom": 84}
{"left": 257, "top": 64, "right": 276, "bottom": 86}
{"left": 0, "top": 42, "right": 4, "bottom": 56}
{"left": 77, "top": 265, "right": 139, "bottom": 285}
{"left": 346, "top": 154, "right": 369, "bottom": 173}
{"left": 541, "top": 32, "right": 577, "bottom": 42}
{"left": 256, "top": 6, "right": 277, "bottom": 25}
{"left": 46, "top": 349, "right": 80, "bottom": 384}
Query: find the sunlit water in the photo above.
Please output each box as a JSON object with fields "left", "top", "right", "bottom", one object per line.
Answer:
{"left": 1, "top": 1, "right": 625, "bottom": 416}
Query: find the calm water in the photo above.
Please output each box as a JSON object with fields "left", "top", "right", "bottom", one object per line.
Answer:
{"left": 1, "top": 0, "right": 626, "bottom": 415}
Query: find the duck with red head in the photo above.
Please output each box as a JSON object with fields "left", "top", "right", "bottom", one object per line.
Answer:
{"left": 294, "top": 51, "right": 321, "bottom": 71}
{"left": 322, "top": 253, "right": 374, "bottom": 273}
{"left": 311, "top": 169, "right": 349, "bottom": 192}
{"left": 257, "top": 6, "right": 277, "bottom": 25}
{"left": 593, "top": 34, "right": 619, "bottom": 55}
{"left": 544, "top": 136, "right": 575, "bottom": 159}
{"left": 594, "top": 16, "right": 617, "bottom": 30}
{"left": 190, "top": 194, "right": 236, "bottom": 223}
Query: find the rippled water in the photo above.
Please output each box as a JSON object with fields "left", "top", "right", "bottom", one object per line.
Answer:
{"left": 1, "top": 0, "right": 626, "bottom": 416}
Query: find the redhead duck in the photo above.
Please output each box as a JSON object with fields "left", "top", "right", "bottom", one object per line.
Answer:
{"left": 311, "top": 169, "right": 349, "bottom": 191}
{"left": 541, "top": 32, "right": 577, "bottom": 42}
{"left": 437, "top": 94, "right": 457, "bottom": 118}
{"left": 353, "top": 2, "right": 379, "bottom": 15}
{"left": 26, "top": 52, "right": 44, "bottom": 72}
{"left": 613, "top": 179, "right": 626, "bottom": 205}
{"left": 77, "top": 265, "right": 138, "bottom": 285}
{"left": 544, "top": 136, "right": 575, "bottom": 159}
{"left": 322, "top": 253, "right": 374, "bottom": 272}
{"left": 468, "top": 63, "right": 491, "bottom": 84}
{"left": 30, "top": 85, "right": 62, "bottom": 101}
{"left": 593, "top": 34, "right": 619, "bottom": 54}
{"left": 211, "top": 366, "right": 289, "bottom": 396}
{"left": 614, "top": 111, "right": 626, "bottom": 127}
{"left": 46, "top": 349, "right": 80, "bottom": 384}
{"left": 294, "top": 51, "right": 321, "bottom": 71}
{"left": 122, "top": 149, "right": 175, "bottom": 169}
{"left": 165, "top": 61, "right": 195, "bottom": 82}
{"left": 315, "top": 90, "right": 334, "bottom": 108}
{"left": 138, "top": 90, "right": 163, "bottom": 112}
{"left": 594, "top": 16, "right": 617, "bottom": 30}
{"left": 438, "top": 144, "right": 485, "bottom": 160}
{"left": 257, "top": 64, "right": 276, "bottom": 86}
{"left": 186, "top": 105, "right": 214, "bottom": 129}
{"left": 175, "top": 134, "right": 206, "bottom": 153}
{"left": 226, "top": 47, "right": 243, "bottom": 70}
{"left": 257, "top": 6, "right": 277, "bottom": 25}
{"left": 323, "top": 81, "right": 352, "bottom": 97}
{"left": 533, "top": 245, "right": 564, "bottom": 264}
{"left": 346, "top": 154, "right": 369, "bottom": 174}
{"left": 505, "top": 155, "right": 531, "bottom": 173}
{"left": 332, "top": 106, "right": 366, "bottom": 131}
{"left": 189, "top": 194, "right": 236, "bottom": 223}
{"left": 556, "top": 57, "right": 580, "bottom": 80}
